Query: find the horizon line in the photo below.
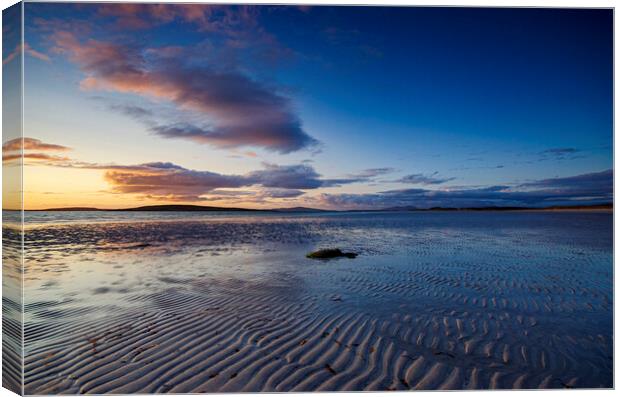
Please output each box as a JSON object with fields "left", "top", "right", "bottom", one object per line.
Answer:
{"left": 2, "top": 203, "right": 613, "bottom": 212}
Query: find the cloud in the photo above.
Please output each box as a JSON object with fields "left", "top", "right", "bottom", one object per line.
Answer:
{"left": 3, "top": 137, "right": 71, "bottom": 152}
{"left": 541, "top": 147, "right": 580, "bottom": 155}
{"left": 101, "top": 162, "right": 245, "bottom": 195}
{"left": 2, "top": 137, "right": 72, "bottom": 164}
{"left": 347, "top": 167, "right": 396, "bottom": 179}
{"left": 142, "top": 117, "right": 315, "bottom": 154}
{"left": 3, "top": 153, "right": 71, "bottom": 163}
{"left": 92, "top": 1, "right": 305, "bottom": 59}
{"left": 51, "top": 32, "right": 317, "bottom": 153}
{"left": 246, "top": 163, "right": 324, "bottom": 190}
{"left": 1, "top": 136, "right": 355, "bottom": 201}
{"left": 3, "top": 46, "right": 21, "bottom": 65}
{"left": 449, "top": 164, "right": 505, "bottom": 171}
{"left": 140, "top": 188, "right": 304, "bottom": 204}
{"left": 309, "top": 169, "right": 613, "bottom": 210}
{"left": 395, "top": 172, "right": 456, "bottom": 185}
{"left": 96, "top": 3, "right": 258, "bottom": 33}
{"left": 535, "top": 147, "right": 585, "bottom": 162}
{"left": 519, "top": 169, "right": 612, "bottom": 190}
{"left": 107, "top": 103, "right": 155, "bottom": 120}
{"left": 247, "top": 163, "right": 359, "bottom": 189}
{"left": 48, "top": 160, "right": 361, "bottom": 202}
{"left": 2, "top": 43, "right": 50, "bottom": 65}
{"left": 258, "top": 188, "right": 305, "bottom": 198}
{"left": 150, "top": 119, "right": 316, "bottom": 154}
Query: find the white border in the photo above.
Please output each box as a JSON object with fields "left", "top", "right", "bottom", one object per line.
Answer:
{"left": 0, "top": 1, "right": 616, "bottom": 397}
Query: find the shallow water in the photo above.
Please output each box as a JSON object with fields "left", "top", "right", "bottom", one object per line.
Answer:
{"left": 17, "top": 211, "right": 613, "bottom": 392}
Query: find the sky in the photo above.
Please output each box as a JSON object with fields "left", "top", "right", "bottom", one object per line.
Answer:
{"left": 1, "top": 3, "right": 613, "bottom": 210}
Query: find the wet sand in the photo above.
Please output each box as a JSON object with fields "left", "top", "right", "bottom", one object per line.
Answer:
{"left": 21, "top": 211, "right": 613, "bottom": 393}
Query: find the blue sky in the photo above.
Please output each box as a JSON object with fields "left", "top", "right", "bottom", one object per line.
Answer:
{"left": 3, "top": 3, "right": 613, "bottom": 209}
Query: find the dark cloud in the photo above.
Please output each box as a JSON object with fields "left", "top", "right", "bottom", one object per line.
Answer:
{"left": 449, "top": 164, "right": 505, "bottom": 171}
{"left": 347, "top": 167, "right": 396, "bottom": 179}
{"left": 259, "top": 188, "right": 305, "bottom": 198}
{"left": 150, "top": 117, "right": 316, "bottom": 154}
{"left": 541, "top": 147, "right": 579, "bottom": 155}
{"left": 51, "top": 31, "right": 317, "bottom": 154}
{"left": 311, "top": 169, "right": 612, "bottom": 209}
{"left": 537, "top": 147, "right": 584, "bottom": 161}
{"left": 519, "top": 169, "right": 612, "bottom": 190}
{"left": 247, "top": 163, "right": 358, "bottom": 189}
{"left": 107, "top": 103, "right": 155, "bottom": 120}
{"left": 395, "top": 172, "right": 456, "bottom": 185}
{"left": 246, "top": 163, "right": 324, "bottom": 190}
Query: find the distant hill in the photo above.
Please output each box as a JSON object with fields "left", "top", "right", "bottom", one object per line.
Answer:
{"left": 533, "top": 203, "right": 613, "bottom": 211}
{"left": 380, "top": 206, "right": 420, "bottom": 212}
{"left": 410, "top": 203, "right": 613, "bottom": 211}
{"left": 119, "top": 205, "right": 258, "bottom": 212}
{"left": 32, "top": 205, "right": 259, "bottom": 212}
{"left": 40, "top": 207, "right": 102, "bottom": 211}
{"left": 28, "top": 202, "right": 612, "bottom": 212}
{"left": 271, "top": 207, "right": 328, "bottom": 212}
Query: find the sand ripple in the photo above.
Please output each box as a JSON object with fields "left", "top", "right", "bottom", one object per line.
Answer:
{"left": 22, "top": 211, "right": 612, "bottom": 392}
{"left": 3, "top": 225, "right": 23, "bottom": 394}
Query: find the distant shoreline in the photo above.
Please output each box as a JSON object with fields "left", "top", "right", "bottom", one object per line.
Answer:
{"left": 4, "top": 203, "right": 613, "bottom": 212}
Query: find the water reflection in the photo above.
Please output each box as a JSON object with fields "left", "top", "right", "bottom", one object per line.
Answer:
{"left": 23, "top": 211, "right": 613, "bottom": 391}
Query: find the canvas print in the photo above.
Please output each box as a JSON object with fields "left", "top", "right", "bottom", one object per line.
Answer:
{"left": 1, "top": 2, "right": 613, "bottom": 394}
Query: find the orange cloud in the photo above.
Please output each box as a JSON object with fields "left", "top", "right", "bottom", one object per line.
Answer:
{"left": 7, "top": 138, "right": 357, "bottom": 204}
{"left": 2, "top": 137, "right": 72, "bottom": 165}
{"left": 31, "top": 158, "right": 357, "bottom": 202}
{"left": 3, "top": 153, "right": 70, "bottom": 163}
{"left": 3, "top": 137, "right": 71, "bottom": 152}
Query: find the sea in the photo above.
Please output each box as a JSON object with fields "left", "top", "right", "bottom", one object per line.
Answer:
{"left": 2, "top": 210, "right": 613, "bottom": 392}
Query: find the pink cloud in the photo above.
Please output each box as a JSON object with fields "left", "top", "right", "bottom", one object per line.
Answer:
{"left": 51, "top": 31, "right": 317, "bottom": 153}
{"left": 2, "top": 43, "right": 50, "bottom": 65}
{"left": 95, "top": 3, "right": 257, "bottom": 33}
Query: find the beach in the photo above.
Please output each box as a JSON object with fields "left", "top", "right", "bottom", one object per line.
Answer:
{"left": 21, "top": 210, "right": 613, "bottom": 393}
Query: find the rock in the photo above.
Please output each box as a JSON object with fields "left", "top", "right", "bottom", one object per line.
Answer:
{"left": 306, "top": 248, "right": 358, "bottom": 259}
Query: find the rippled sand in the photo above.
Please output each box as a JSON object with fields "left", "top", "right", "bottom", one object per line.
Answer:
{"left": 20, "top": 211, "right": 612, "bottom": 393}
{"left": 2, "top": 219, "right": 23, "bottom": 394}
